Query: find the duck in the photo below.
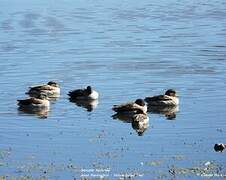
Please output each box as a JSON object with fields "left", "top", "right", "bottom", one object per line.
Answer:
{"left": 112, "top": 99, "right": 147, "bottom": 115}
{"left": 131, "top": 114, "right": 149, "bottom": 136}
{"left": 68, "top": 86, "right": 99, "bottom": 100}
{"left": 214, "top": 143, "right": 225, "bottom": 152}
{"left": 17, "top": 93, "right": 50, "bottom": 109}
{"left": 145, "top": 89, "right": 179, "bottom": 107}
{"left": 26, "top": 81, "right": 60, "bottom": 98}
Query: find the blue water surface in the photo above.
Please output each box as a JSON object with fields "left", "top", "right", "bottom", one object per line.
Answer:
{"left": 0, "top": 0, "right": 226, "bottom": 179}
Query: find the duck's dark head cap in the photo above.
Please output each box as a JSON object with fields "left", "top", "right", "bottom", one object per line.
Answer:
{"left": 48, "top": 81, "right": 59, "bottom": 87}
{"left": 165, "top": 89, "right": 177, "bottom": 97}
{"left": 135, "top": 99, "right": 145, "bottom": 106}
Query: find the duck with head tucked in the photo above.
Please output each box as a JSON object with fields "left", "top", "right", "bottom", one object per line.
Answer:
{"left": 112, "top": 99, "right": 147, "bottom": 116}
{"left": 17, "top": 93, "right": 50, "bottom": 109}
{"left": 68, "top": 86, "right": 99, "bottom": 100}
{"left": 145, "top": 89, "right": 179, "bottom": 107}
{"left": 26, "top": 81, "right": 60, "bottom": 98}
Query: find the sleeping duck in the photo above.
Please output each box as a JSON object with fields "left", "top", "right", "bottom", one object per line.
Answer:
{"left": 26, "top": 81, "right": 60, "bottom": 98}
{"left": 68, "top": 86, "right": 99, "bottom": 100}
{"left": 112, "top": 99, "right": 147, "bottom": 115}
{"left": 145, "top": 89, "right": 179, "bottom": 107}
{"left": 17, "top": 93, "right": 50, "bottom": 109}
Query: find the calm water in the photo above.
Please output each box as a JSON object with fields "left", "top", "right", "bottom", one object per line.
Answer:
{"left": 0, "top": 0, "right": 226, "bottom": 179}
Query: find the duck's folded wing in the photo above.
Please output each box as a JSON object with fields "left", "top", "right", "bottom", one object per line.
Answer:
{"left": 145, "top": 95, "right": 171, "bottom": 102}
{"left": 113, "top": 103, "right": 142, "bottom": 112}
{"left": 17, "top": 98, "right": 42, "bottom": 105}
{"left": 30, "top": 85, "right": 54, "bottom": 91}
{"left": 31, "top": 98, "right": 44, "bottom": 104}
{"left": 68, "top": 89, "right": 85, "bottom": 97}
{"left": 29, "top": 84, "right": 46, "bottom": 89}
{"left": 17, "top": 99, "right": 32, "bottom": 105}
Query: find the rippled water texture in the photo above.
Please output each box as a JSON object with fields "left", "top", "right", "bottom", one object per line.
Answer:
{"left": 0, "top": 0, "right": 226, "bottom": 179}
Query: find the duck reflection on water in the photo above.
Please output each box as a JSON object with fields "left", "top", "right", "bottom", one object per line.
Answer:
{"left": 112, "top": 112, "right": 149, "bottom": 136}
{"left": 131, "top": 114, "right": 149, "bottom": 136}
{"left": 69, "top": 98, "right": 99, "bottom": 112}
{"left": 112, "top": 112, "right": 134, "bottom": 123}
{"left": 147, "top": 105, "right": 179, "bottom": 120}
{"left": 17, "top": 106, "right": 49, "bottom": 119}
